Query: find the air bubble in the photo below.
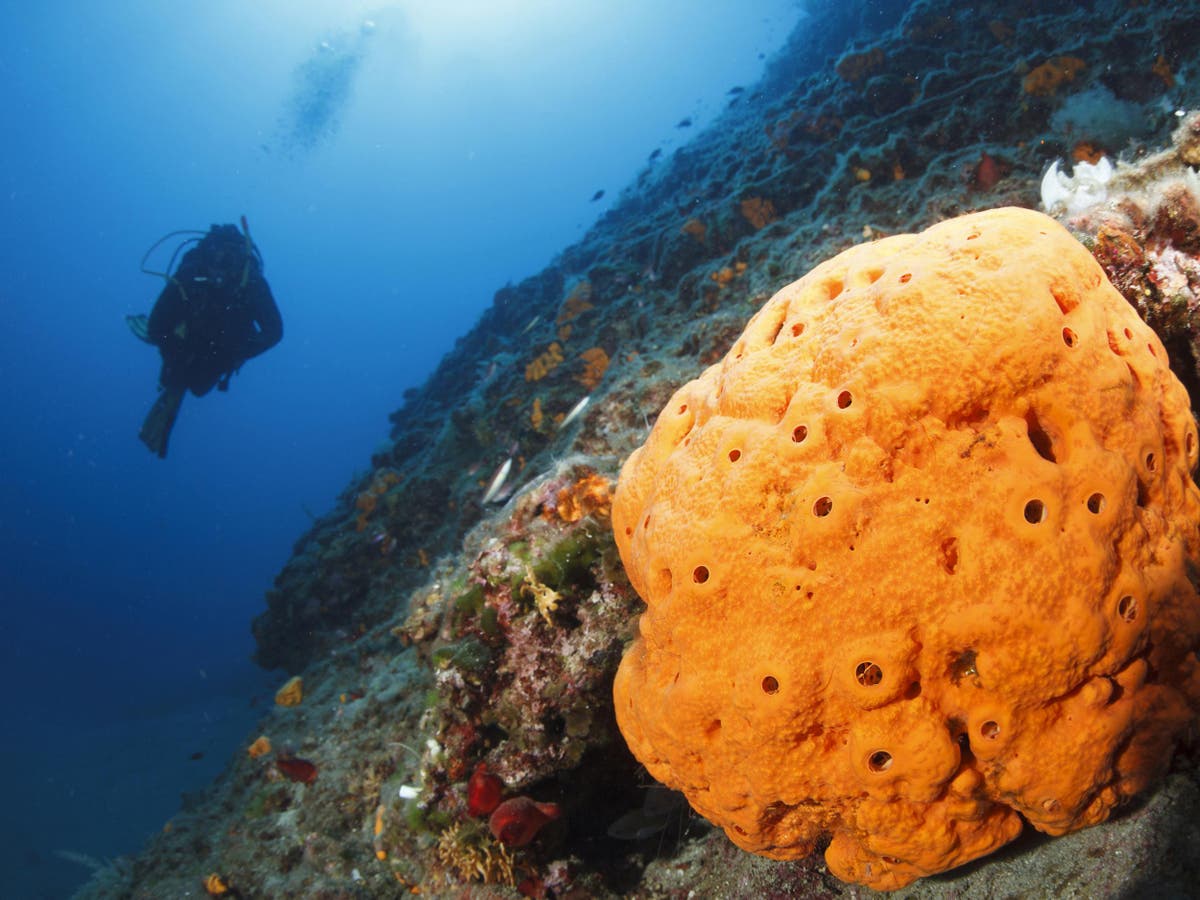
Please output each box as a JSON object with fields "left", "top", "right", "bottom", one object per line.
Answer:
{"left": 1086, "top": 492, "right": 1105, "bottom": 514}
{"left": 761, "top": 676, "right": 779, "bottom": 694}
{"left": 899, "top": 273, "right": 912, "bottom": 283}
{"left": 837, "top": 390, "right": 853, "bottom": 409}
{"left": 791, "top": 322, "right": 806, "bottom": 337}
{"left": 693, "top": 566, "right": 710, "bottom": 584}
{"left": 813, "top": 496, "right": 833, "bottom": 517}
{"left": 1062, "top": 326, "right": 1078, "bottom": 347}
{"left": 728, "top": 449, "right": 741, "bottom": 462}
{"left": 1023, "top": 499, "right": 1047, "bottom": 523}
{"left": 792, "top": 425, "right": 808, "bottom": 443}
{"left": 980, "top": 720, "right": 1000, "bottom": 740}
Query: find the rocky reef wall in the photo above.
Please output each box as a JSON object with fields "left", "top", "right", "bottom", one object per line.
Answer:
{"left": 91, "top": 1, "right": 1200, "bottom": 897}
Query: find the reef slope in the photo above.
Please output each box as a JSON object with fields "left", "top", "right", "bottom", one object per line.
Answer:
{"left": 81, "top": 1, "right": 1200, "bottom": 897}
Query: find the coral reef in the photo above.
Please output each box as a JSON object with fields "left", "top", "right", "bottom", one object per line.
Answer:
{"left": 1044, "top": 113, "right": 1200, "bottom": 405}
{"left": 83, "top": 1, "right": 1200, "bottom": 897}
{"left": 611, "top": 207, "right": 1200, "bottom": 889}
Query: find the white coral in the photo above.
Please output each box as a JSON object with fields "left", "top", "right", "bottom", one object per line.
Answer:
{"left": 1040, "top": 157, "right": 1114, "bottom": 216}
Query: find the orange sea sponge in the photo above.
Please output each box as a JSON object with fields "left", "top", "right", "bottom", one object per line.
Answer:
{"left": 740, "top": 196, "right": 778, "bottom": 230}
{"left": 274, "top": 676, "right": 304, "bottom": 707}
{"left": 247, "top": 735, "right": 272, "bottom": 759}
{"left": 577, "top": 346, "right": 611, "bottom": 390}
{"left": 1023, "top": 55, "right": 1085, "bottom": 96}
{"left": 612, "top": 208, "right": 1200, "bottom": 890}
{"left": 525, "top": 342, "right": 565, "bottom": 382}
{"left": 550, "top": 472, "right": 612, "bottom": 523}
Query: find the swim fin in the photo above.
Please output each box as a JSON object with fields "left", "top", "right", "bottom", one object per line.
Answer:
{"left": 126, "top": 314, "right": 153, "bottom": 343}
{"left": 139, "top": 386, "right": 185, "bottom": 458}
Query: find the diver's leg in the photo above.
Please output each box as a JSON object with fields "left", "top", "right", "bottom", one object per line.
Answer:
{"left": 139, "top": 386, "right": 185, "bottom": 458}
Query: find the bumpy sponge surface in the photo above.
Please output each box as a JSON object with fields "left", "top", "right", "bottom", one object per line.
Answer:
{"left": 612, "top": 207, "right": 1200, "bottom": 890}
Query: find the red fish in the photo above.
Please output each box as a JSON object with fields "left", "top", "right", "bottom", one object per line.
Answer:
{"left": 488, "top": 796, "right": 562, "bottom": 847}
{"left": 275, "top": 756, "right": 318, "bottom": 784}
{"left": 467, "top": 763, "right": 504, "bottom": 816}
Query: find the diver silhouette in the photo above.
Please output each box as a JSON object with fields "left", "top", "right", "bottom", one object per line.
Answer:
{"left": 127, "top": 219, "right": 283, "bottom": 458}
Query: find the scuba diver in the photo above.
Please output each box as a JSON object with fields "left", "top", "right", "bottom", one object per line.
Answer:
{"left": 127, "top": 218, "right": 283, "bottom": 458}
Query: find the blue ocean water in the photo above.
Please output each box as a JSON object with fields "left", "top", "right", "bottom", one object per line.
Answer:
{"left": 0, "top": 2, "right": 799, "bottom": 896}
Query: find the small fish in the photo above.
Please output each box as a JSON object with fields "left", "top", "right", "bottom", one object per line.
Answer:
{"left": 607, "top": 785, "right": 687, "bottom": 840}
{"left": 727, "top": 86, "right": 744, "bottom": 95}
{"left": 558, "top": 395, "right": 590, "bottom": 430}
{"left": 676, "top": 117, "right": 692, "bottom": 128}
{"left": 481, "top": 457, "right": 513, "bottom": 504}
{"left": 189, "top": 751, "right": 204, "bottom": 761}
{"left": 590, "top": 189, "right": 605, "bottom": 202}
{"left": 276, "top": 756, "right": 318, "bottom": 784}
{"left": 648, "top": 148, "right": 662, "bottom": 161}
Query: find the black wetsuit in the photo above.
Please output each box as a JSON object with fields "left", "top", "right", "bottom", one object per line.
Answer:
{"left": 138, "top": 224, "right": 283, "bottom": 457}
{"left": 148, "top": 228, "right": 283, "bottom": 396}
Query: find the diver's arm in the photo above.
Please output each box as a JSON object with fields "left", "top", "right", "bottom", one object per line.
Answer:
{"left": 146, "top": 281, "right": 186, "bottom": 346}
{"left": 241, "top": 274, "right": 283, "bottom": 359}
{"left": 147, "top": 247, "right": 203, "bottom": 345}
